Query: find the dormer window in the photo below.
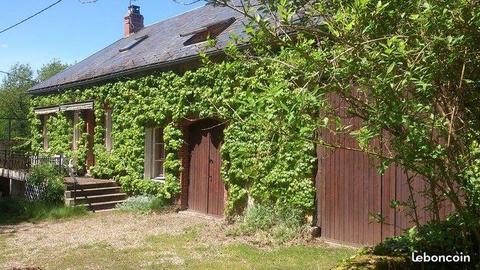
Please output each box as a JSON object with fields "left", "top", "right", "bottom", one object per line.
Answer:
{"left": 181, "top": 17, "right": 236, "bottom": 46}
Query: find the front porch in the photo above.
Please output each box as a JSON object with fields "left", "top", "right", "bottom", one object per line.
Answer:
{"left": 0, "top": 150, "right": 126, "bottom": 211}
{"left": 34, "top": 100, "right": 97, "bottom": 174}
{"left": 0, "top": 151, "right": 66, "bottom": 198}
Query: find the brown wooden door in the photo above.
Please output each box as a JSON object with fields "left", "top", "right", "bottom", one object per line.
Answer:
{"left": 188, "top": 120, "right": 225, "bottom": 216}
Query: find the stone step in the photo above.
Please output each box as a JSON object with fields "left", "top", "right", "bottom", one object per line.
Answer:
{"left": 65, "top": 186, "right": 123, "bottom": 198}
{"left": 65, "top": 181, "right": 118, "bottom": 190}
{"left": 64, "top": 179, "right": 127, "bottom": 212}
{"left": 65, "top": 193, "right": 127, "bottom": 206}
{"left": 82, "top": 200, "right": 126, "bottom": 212}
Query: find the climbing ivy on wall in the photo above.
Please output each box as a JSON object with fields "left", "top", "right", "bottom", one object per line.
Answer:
{"left": 29, "top": 50, "right": 324, "bottom": 216}
{"left": 45, "top": 113, "right": 88, "bottom": 171}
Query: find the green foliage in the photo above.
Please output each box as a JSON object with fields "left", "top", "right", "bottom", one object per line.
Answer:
{"left": 333, "top": 255, "right": 412, "bottom": 270}
{"left": 372, "top": 215, "right": 478, "bottom": 266}
{"left": 0, "top": 197, "right": 87, "bottom": 225}
{"left": 0, "top": 63, "right": 34, "bottom": 91}
{"left": 27, "top": 163, "right": 61, "bottom": 185}
{"left": 227, "top": 204, "right": 307, "bottom": 244}
{"left": 0, "top": 118, "right": 29, "bottom": 142}
{"left": 0, "top": 63, "right": 33, "bottom": 138}
{"left": 339, "top": 215, "right": 479, "bottom": 269}
{"left": 42, "top": 176, "right": 65, "bottom": 204}
{"left": 116, "top": 195, "right": 167, "bottom": 213}
{"left": 30, "top": 56, "right": 318, "bottom": 216}
{"left": 36, "top": 59, "right": 70, "bottom": 83}
{"left": 212, "top": 0, "right": 480, "bottom": 260}
{"left": 0, "top": 60, "right": 69, "bottom": 141}
{"left": 27, "top": 163, "right": 65, "bottom": 204}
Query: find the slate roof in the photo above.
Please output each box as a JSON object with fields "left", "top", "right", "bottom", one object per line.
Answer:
{"left": 28, "top": 4, "right": 248, "bottom": 95}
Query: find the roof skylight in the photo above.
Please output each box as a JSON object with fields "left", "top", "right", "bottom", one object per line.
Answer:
{"left": 119, "top": 35, "right": 149, "bottom": 52}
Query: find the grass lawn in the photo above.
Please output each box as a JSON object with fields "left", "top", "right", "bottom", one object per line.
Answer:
{"left": 0, "top": 197, "right": 87, "bottom": 225}
{"left": 0, "top": 211, "right": 355, "bottom": 269}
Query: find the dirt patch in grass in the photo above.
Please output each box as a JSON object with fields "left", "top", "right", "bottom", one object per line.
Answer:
{"left": 0, "top": 211, "right": 355, "bottom": 269}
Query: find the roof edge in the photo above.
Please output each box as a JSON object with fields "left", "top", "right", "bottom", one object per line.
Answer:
{"left": 28, "top": 44, "right": 247, "bottom": 95}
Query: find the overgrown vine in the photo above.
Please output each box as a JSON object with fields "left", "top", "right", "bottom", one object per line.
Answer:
{"left": 29, "top": 51, "right": 323, "bottom": 216}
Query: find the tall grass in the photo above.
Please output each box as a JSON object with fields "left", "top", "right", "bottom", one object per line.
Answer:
{"left": 227, "top": 204, "right": 308, "bottom": 244}
{"left": 116, "top": 195, "right": 168, "bottom": 213}
{"left": 0, "top": 197, "right": 87, "bottom": 225}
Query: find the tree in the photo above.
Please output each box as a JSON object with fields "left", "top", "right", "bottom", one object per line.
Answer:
{"left": 0, "top": 63, "right": 34, "bottom": 120}
{"left": 208, "top": 0, "right": 480, "bottom": 255}
{"left": 0, "top": 60, "right": 69, "bottom": 139}
{"left": 0, "top": 63, "right": 34, "bottom": 139}
{"left": 36, "top": 59, "right": 70, "bottom": 82}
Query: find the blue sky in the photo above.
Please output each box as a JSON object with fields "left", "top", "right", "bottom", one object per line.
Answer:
{"left": 0, "top": 0, "right": 204, "bottom": 80}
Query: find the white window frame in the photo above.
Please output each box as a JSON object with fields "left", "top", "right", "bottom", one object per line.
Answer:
{"left": 144, "top": 127, "right": 165, "bottom": 181}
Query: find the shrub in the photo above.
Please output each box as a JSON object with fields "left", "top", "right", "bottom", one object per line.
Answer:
{"left": 27, "top": 163, "right": 65, "bottom": 204}
{"left": 42, "top": 176, "right": 65, "bottom": 204}
{"left": 335, "top": 214, "right": 479, "bottom": 269}
{"left": 371, "top": 215, "right": 479, "bottom": 269}
{"left": 333, "top": 255, "right": 412, "bottom": 270}
{"left": 28, "top": 163, "right": 60, "bottom": 185}
{"left": 241, "top": 204, "right": 274, "bottom": 232}
{"left": 116, "top": 195, "right": 167, "bottom": 213}
{"left": 227, "top": 203, "right": 307, "bottom": 244}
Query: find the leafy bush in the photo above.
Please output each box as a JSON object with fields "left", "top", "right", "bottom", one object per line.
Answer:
{"left": 42, "top": 176, "right": 65, "bottom": 204}
{"left": 0, "top": 197, "right": 87, "bottom": 225}
{"left": 28, "top": 163, "right": 60, "bottom": 185}
{"left": 335, "top": 214, "right": 479, "bottom": 269}
{"left": 227, "top": 203, "right": 308, "bottom": 244}
{"left": 333, "top": 255, "right": 412, "bottom": 270}
{"left": 371, "top": 215, "right": 479, "bottom": 268}
{"left": 30, "top": 57, "right": 318, "bottom": 219}
{"left": 117, "top": 175, "right": 180, "bottom": 202}
{"left": 116, "top": 195, "right": 167, "bottom": 213}
{"left": 27, "top": 163, "right": 65, "bottom": 204}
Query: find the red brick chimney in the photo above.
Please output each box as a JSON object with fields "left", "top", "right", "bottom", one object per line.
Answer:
{"left": 124, "top": 5, "right": 144, "bottom": 37}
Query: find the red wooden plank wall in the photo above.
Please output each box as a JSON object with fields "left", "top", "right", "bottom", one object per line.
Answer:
{"left": 315, "top": 95, "right": 453, "bottom": 246}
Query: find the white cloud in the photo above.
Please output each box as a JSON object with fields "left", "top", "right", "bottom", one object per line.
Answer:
{"left": 0, "top": 44, "right": 8, "bottom": 49}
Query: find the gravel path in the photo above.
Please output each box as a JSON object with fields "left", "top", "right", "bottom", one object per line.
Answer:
{"left": 0, "top": 211, "right": 352, "bottom": 270}
{"left": 0, "top": 211, "right": 224, "bottom": 269}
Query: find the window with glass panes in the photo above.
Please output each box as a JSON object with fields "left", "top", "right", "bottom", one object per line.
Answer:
{"left": 151, "top": 127, "right": 165, "bottom": 179}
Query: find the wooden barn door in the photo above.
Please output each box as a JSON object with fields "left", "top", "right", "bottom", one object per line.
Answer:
{"left": 315, "top": 94, "right": 452, "bottom": 246}
{"left": 188, "top": 120, "right": 225, "bottom": 216}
